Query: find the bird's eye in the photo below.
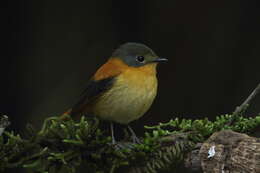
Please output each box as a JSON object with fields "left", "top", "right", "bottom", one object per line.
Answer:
{"left": 136, "top": 56, "right": 145, "bottom": 63}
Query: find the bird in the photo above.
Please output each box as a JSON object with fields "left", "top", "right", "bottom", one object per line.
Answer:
{"left": 63, "top": 42, "right": 167, "bottom": 145}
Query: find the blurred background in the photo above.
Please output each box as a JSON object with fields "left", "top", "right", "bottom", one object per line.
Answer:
{"left": 1, "top": 0, "right": 260, "bottom": 172}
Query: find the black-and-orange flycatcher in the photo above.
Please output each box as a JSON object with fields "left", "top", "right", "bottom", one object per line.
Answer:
{"left": 63, "top": 42, "right": 167, "bottom": 144}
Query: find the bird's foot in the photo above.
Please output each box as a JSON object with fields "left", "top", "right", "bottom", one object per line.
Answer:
{"left": 109, "top": 141, "right": 132, "bottom": 150}
{"left": 114, "top": 143, "right": 127, "bottom": 150}
{"left": 131, "top": 135, "right": 142, "bottom": 144}
{"left": 127, "top": 125, "right": 142, "bottom": 144}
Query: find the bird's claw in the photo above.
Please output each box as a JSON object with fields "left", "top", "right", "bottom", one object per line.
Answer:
{"left": 131, "top": 135, "right": 142, "bottom": 144}
{"left": 109, "top": 142, "right": 130, "bottom": 150}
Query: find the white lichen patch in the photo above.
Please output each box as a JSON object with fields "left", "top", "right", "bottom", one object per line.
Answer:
{"left": 208, "top": 145, "right": 216, "bottom": 158}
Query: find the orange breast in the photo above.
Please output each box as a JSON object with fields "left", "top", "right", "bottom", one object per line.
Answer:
{"left": 92, "top": 58, "right": 158, "bottom": 124}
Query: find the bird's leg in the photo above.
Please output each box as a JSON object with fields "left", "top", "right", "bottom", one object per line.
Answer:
{"left": 110, "top": 122, "right": 116, "bottom": 145}
{"left": 127, "top": 125, "right": 141, "bottom": 144}
{"left": 110, "top": 123, "right": 127, "bottom": 149}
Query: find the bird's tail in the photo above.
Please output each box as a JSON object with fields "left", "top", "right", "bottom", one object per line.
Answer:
{"left": 60, "top": 108, "right": 72, "bottom": 120}
{"left": 60, "top": 107, "right": 86, "bottom": 121}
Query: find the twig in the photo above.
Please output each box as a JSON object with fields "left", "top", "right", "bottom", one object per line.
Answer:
{"left": 233, "top": 83, "right": 260, "bottom": 115}
{"left": 227, "top": 83, "right": 260, "bottom": 125}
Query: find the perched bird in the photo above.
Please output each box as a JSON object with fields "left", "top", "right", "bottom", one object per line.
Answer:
{"left": 64, "top": 42, "right": 167, "bottom": 144}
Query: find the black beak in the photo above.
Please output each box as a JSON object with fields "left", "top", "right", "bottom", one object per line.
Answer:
{"left": 153, "top": 57, "right": 168, "bottom": 63}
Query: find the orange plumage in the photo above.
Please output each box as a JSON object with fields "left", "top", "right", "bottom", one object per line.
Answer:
{"left": 93, "top": 58, "right": 124, "bottom": 81}
{"left": 94, "top": 57, "right": 157, "bottom": 81}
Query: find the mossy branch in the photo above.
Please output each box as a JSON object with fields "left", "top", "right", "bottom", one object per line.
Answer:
{"left": 0, "top": 83, "right": 260, "bottom": 173}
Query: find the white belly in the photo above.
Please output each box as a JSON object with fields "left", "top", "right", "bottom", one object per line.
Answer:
{"left": 93, "top": 74, "right": 158, "bottom": 124}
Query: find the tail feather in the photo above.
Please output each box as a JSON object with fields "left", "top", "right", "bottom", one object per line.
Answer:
{"left": 60, "top": 108, "right": 72, "bottom": 120}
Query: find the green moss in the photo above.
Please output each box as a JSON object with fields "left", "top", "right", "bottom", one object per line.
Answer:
{"left": 0, "top": 113, "right": 259, "bottom": 173}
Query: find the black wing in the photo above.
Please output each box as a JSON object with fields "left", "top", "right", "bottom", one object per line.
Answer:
{"left": 70, "top": 76, "right": 115, "bottom": 117}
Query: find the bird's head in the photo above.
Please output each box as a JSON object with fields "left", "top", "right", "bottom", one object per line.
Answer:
{"left": 111, "top": 42, "right": 167, "bottom": 67}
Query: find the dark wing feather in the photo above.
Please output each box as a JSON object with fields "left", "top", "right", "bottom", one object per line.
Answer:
{"left": 70, "top": 76, "right": 115, "bottom": 117}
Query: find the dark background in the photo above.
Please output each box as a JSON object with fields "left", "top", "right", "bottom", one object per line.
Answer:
{"left": 1, "top": 0, "right": 260, "bottom": 172}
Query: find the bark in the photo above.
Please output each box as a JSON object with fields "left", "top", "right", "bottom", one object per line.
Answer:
{"left": 185, "top": 130, "right": 260, "bottom": 173}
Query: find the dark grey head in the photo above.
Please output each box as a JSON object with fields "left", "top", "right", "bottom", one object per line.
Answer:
{"left": 111, "top": 42, "right": 167, "bottom": 67}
